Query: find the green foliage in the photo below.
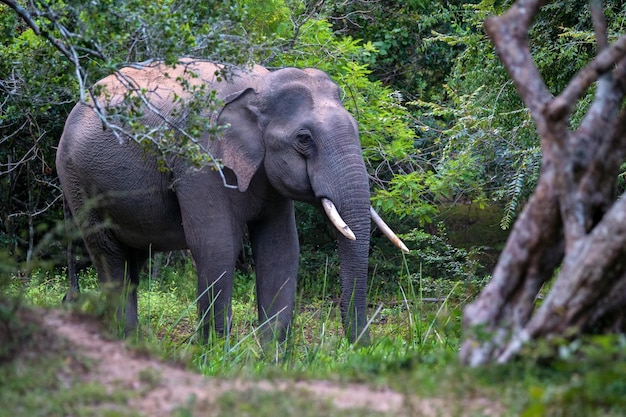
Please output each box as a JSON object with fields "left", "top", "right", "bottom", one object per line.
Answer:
{"left": 372, "top": 171, "right": 439, "bottom": 225}
{"left": 234, "top": 0, "right": 291, "bottom": 43}
{"left": 338, "top": 61, "right": 417, "bottom": 164}
{"left": 0, "top": 11, "right": 74, "bottom": 263}
{"left": 415, "top": 6, "right": 539, "bottom": 228}
{"left": 409, "top": 0, "right": 626, "bottom": 229}
{"left": 328, "top": 0, "right": 466, "bottom": 102}
{"left": 514, "top": 335, "right": 626, "bottom": 416}
{"left": 400, "top": 227, "right": 481, "bottom": 281}
{"left": 410, "top": 81, "right": 540, "bottom": 228}
{"left": 372, "top": 147, "right": 488, "bottom": 225}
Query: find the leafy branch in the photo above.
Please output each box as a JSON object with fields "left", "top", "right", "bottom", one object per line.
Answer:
{"left": 1, "top": 0, "right": 238, "bottom": 188}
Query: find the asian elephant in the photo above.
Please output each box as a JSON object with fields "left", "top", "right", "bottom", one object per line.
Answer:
{"left": 56, "top": 58, "right": 407, "bottom": 345}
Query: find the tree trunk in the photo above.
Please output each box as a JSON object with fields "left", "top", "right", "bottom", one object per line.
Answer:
{"left": 460, "top": 0, "right": 626, "bottom": 365}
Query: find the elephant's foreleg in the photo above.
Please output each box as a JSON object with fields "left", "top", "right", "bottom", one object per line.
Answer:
{"left": 249, "top": 201, "right": 299, "bottom": 345}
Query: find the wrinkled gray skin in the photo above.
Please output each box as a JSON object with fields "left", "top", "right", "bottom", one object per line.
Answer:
{"left": 56, "top": 59, "right": 371, "bottom": 345}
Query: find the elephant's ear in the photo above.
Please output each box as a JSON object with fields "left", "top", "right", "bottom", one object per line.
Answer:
{"left": 214, "top": 88, "right": 265, "bottom": 192}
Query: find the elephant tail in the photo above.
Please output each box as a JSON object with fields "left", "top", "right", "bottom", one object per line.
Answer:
{"left": 62, "top": 195, "right": 80, "bottom": 302}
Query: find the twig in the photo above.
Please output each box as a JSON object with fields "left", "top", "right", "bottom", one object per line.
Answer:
{"left": 548, "top": 34, "right": 626, "bottom": 120}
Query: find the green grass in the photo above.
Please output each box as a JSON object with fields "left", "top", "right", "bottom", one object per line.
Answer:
{"left": 130, "top": 267, "right": 465, "bottom": 380}
{"left": 5, "top": 263, "right": 626, "bottom": 416}
{"left": 10, "top": 262, "right": 469, "bottom": 375}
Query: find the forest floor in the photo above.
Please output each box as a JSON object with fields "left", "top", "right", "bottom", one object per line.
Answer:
{"left": 7, "top": 308, "right": 502, "bottom": 417}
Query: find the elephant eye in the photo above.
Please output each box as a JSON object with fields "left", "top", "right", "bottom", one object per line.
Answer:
{"left": 295, "top": 130, "right": 315, "bottom": 156}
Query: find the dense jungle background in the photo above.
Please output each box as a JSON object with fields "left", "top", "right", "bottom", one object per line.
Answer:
{"left": 2, "top": 0, "right": 540, "bottom": 280}
{"left": 6, "top": 0, "right": 619, "bottom": 284}
{"left": 3, "top": 1, "right": 626, "bottom": 416}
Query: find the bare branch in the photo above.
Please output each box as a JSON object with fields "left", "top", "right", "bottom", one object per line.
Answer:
{"left": 548, "top": 34, "right": 626, "bottom": 120}
{"left": 8, "top": 192, "right": 63, "bottom": 219}
{"left": 591, "top": 0, "right": 608, "bottom": 51}
{"left": 462, "top": 0, "right": 626, "bottom": 366}
{"left": 460, "top": 172, "right": 563, "bottom": 366}
{"left": 483, "top": 0, "right": 553, "bottom": 124}
{"left": 522, "top": 193, "right": 626, "bottom": 336}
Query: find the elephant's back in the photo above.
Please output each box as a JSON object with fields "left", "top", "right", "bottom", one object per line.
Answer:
{"left": 93, "top": 58, "right": 268, "bottom": 109}
{"left": 95, "top": 59, "right": 224, "bottom": 109}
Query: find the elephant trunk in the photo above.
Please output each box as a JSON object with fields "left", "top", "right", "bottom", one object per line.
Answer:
{"left": 336, "top": 202, "right": 371, "bottom": 345}
{"left": 321, "top": 162, "right": 372, "bottom": 344}
{"left": 313, "top": 118, "right": 404, "bottom": 344}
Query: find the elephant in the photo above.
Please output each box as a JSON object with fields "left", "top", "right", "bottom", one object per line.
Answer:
{"left": 56, "top": 58, "right": 408, "bottom": 345}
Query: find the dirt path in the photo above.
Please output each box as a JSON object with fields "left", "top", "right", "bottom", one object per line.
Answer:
{"left": 42, "top": 311, "right": 500, "bottom": 417}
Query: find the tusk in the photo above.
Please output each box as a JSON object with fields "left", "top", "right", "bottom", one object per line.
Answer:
{"left": 322, "top": 198, "right": 356, "bottom": 240}
{"left": 370, "top": 206, "right": 410, "bottom": 253}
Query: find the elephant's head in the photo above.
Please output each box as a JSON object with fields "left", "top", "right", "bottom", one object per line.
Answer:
{"left": 213, "top": 67, "right": 407, "bottom": 343}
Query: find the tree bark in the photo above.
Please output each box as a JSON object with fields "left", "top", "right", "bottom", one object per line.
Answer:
{"left": 460, "top": 0, "right": 626, "bottom": 366}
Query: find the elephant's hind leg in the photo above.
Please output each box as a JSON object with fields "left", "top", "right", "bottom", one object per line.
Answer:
{"left": 121, "top": 248, "right": 149, "bottom": 336}
{"left": 82, "top": 223, "right": 146, "bottom": 337}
